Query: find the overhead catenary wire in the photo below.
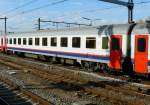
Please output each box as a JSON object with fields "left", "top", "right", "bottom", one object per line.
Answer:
{"left": 135, "top": 0, "right": 150, "bottom": 4}
{"left": 7, "top": 0, "right": 150, "bottom": 20}
{"left": 1, "top": 0, "right": 39, "bottom": 16}
{"left": 65, "top": 0, "right": 150, "bottom": 20}
{"left": 4, "top": 0, "right": 150, "bottom": 31}
{"left": 9, "top": 0, "right": 150, "bottom": 20}
{"left": 0, "top": 0, "right": 69, "bottom": 31}
{"left": 9, "top": 0, "right": 69, "bottom": 19}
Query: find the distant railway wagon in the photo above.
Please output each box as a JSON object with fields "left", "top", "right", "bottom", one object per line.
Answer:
{"left": 1, "top": 23, "right": 150, "bottom": 76}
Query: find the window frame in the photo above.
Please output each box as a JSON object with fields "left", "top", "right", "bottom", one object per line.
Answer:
{"left": 86, "top": 37, "right": 96, "bottom": 49}
{"left": 6, "top": 38, "right": 8, "bottom": 44}
{"left": 60, "top": 37, "right": 68, "bottom": 47}
{"left": 23, "top": 38, "right": 26, "bottom": 45}
{"left": 72, "top": 37, "right": 81, "bottom": 48}
{"left": 137, "top": 38, "right": 146, "bottom": 52}
{"left": 102, "top": 37, "right": 109, "bottom": 49}
{"left": 51, "top": 37, "right": 57, "bottom": 47}
{"left": 42, "top": 37, "right": 48, "bottom": 46}
{"left": 28, "top": 38, "right": 33, "bottom": 45}
{"left": 9, "top": 38, "right": 12, "bottom": 44}
{"left": 18, "top": 38, "right": 21, "bottom": 45}
{"left": 111, "top": 38, "right": 120, "bottom": 51}
{"left": 35, "top": 37, "right": 40, "bottom": 46}
{"left": 13, "top": 38, "right": 16, "bottom": 44}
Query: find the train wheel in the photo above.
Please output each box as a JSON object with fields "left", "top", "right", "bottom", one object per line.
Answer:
{"left": 61, "top": 58, "right": 66, "bottom": 65}
{"left": 44, "top": 56, "right": 50, "bottom": 62}
{"left": 81, "top": 61, "right": 90, "bottom": 72}
{"left": 102, "top": 63, "right": 109, "bottom": 73}
{"left": 16, "top": 52, "right": 25, "bottom": 57}
{"left": 6, "top": 50, "right": 13, "bottom": 55}
{"left": 94, "top": 63, "right": 102, "bottom": 72}
{"left": 81, "top": 61, "right": 98, "bottom": 72}
{"left": 89, "top": 62, "right": 98, "bottom": 72}
{"left": 56, "top": 57, "right": 61, "bottom": 63}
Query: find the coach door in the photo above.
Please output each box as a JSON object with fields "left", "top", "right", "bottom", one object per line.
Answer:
{"left": 1, "top": 38, "right": 3, "bottom": 46}
{"left": 110, "top": 35, "right": 122, "bottom": 70}
{"left": 1, "top": 38, "right": 3, "bottom": 51}
{"left": 134, "top": 35, "right": 148, "bottom": 74}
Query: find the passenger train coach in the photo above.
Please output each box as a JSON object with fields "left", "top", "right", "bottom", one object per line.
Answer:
{"left": 0, "top": 23, "right": 150, "bottom": 76}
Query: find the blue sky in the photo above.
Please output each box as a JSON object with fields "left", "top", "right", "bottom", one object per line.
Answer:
{"left": 0, "top": 0, "right": 149, "bottom": 32}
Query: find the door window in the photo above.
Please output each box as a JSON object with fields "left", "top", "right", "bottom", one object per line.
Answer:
{"left": 137, "top": 38, "right": 146, "bottom": 52}
{"left": 111, "top": 38, "right": 120, "bottom": 50}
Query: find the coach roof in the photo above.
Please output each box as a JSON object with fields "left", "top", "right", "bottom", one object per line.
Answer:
{"left": 7, "top": 23, "right": 131, "bottom": 36}
{"left": 132, "top": 23, "right": 150, "bottom": 35}
{"left": 98, "top": 24, "right": 130, "bottom": 35}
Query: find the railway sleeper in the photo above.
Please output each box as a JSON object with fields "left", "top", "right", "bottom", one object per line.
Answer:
{"left": 0, "top": 92, "right": 17, "bottom": 97}
{"left": 0, "top": 96, "right": 32, "bottom": 105}
{"left": 0, "top": 90, "right": 13, "bottom": 94}
{"left": 5, "top": 97, "right": 27, "bottom": 103}
{"left": 5, "top": 99, "right": 29, "bottom": 104}
{"left": 10, "top": 101, "right": 33, "bottom": 105}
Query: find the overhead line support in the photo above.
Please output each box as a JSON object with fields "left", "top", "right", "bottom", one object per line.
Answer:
{"left": 38, "top": 18, "right": 41, "bottom": 30}
{"left": 98, "top": 0, "right": 134, "bottom": 23}
{"left": 0, "top": 17, "right": 8, "bottom": 34}
{"left": 37, "top": 18, "right": 92, "bottom": 30}
{"left": 128, "top": 0, "right": 134, "bottom": 23}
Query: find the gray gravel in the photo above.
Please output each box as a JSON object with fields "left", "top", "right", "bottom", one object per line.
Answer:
{"left": 0, "top": 64, "right": 101, "bottom": 105}
{"left": 1, "top": 54, "right": 150, "bottom": 105}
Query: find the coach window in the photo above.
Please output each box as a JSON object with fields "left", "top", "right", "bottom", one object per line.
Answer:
{"left": 1, "top": 38, "right": 3, "bottom": 44}
{"left": 138, "top": 38, "right": 146, "bottom": 52}
{"left": 6, "top": 38, "right": 8, "bottom": 44}
{"left": 61, "top": 37, "right": 68, "bottom": 47}
{"left": 51, "top": 37, "right": 57, "bottom": 46}
{"left": 72, "top": 37, "right": 80, "bottom": 48}
{"left": 13, "top": 38, "right": 16, "bottom": 44}
{"left": 18, "top": 38, "right": 21, "bottom": 45}
{"left": 35, "top": 38, "right": 40, "bottom": 46}
{"left": 42, "top": 37, "right": 47, "bottom": 46}
{"left": 28, "top": 38, "right": 32, "bottom": 45}
{"left": 23, "top": 38, "right": 26, "bottom": 45}
{"left": 9, "top": 38, "right": 12, "bottom": 44}
{"left": 102, "top": 37, "right": 109, "bottom": 49}
{"left": 86, "top": 37, "right": 96, "bottom": 49}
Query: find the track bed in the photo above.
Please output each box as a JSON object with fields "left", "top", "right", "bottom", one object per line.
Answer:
{"left": 0, "top": 53, "right": 150, "bottom": 105}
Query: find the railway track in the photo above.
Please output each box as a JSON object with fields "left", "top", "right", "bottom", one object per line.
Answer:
{"left": 0, "top": 75, "right": 53, "bottom": 105}
{"left": 0, "top": 56, "right": 53, "bottom": 105}
{"left": 1, "top": 53, "right": 150, "bottom": 88}
{"left": 0, "top": 53, "right": 150, "bottom": 105}
{"left": 0, "top": 82, "right": 33, "bottom": 105}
